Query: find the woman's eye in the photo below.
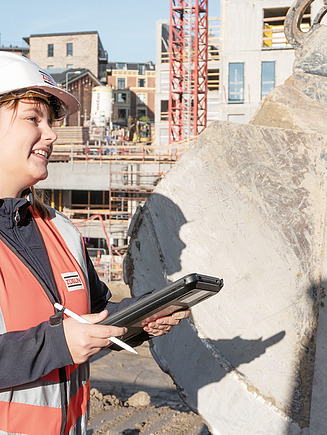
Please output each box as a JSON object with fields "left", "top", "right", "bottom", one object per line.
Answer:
{"left": 28, "top": 117, "right": 38, "bottom": 123}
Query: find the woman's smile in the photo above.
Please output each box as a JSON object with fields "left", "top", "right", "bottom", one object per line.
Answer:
{"left": 0, "top": 99, "right": 56, "bottom": 198}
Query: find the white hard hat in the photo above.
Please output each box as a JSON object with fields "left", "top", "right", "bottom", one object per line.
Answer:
{"left": 0, "top": 52, "right": 79, "bottom": 119}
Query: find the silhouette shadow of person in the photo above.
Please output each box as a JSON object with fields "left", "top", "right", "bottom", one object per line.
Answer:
{"left": 123, "top": 192, "right": 287, "bottom": 430}
{"left": 124, "top": 193, "right": 187, "bottom": 295}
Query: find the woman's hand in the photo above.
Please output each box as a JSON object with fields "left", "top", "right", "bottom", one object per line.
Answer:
{"left": 63, "top": 310, "right": 127, "bottom": 364}
{"left": 142, "top": 309, "right": 191, "bottom": 337}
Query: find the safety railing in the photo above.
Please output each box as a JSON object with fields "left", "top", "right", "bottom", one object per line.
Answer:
{"left": 50, "top": 139, "right": 197, "bottom": 164}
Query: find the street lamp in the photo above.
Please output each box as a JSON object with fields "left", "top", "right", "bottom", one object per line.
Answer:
{"left": 64, "top": 70, "right": 82, "bottom": 126}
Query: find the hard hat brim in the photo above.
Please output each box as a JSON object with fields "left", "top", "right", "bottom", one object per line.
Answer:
{"left": 34, "top": 84, "right": 80, "bottom": 119}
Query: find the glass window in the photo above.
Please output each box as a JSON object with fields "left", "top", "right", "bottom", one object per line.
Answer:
{"left": 117, "top": 78, "right": 126, "bottom": 89}
{"left": 118, "top": 108, "right": 127, "bottom": 119}
{"left": 66, "top": 43, "right": 73, "bottom": 56}
{"left": 228, "top": 63, "right": 244, "bottom": 104}
{"left": 48, "top": 44, "right": 54, "bottom": 57}
{"left": 137, "top": 94, "right": 146, "bottom": 105}
{"left": 138, "top": 78, "right": 146, "bottom": 87}
{"left": 138, "top": 64, "right": 145, "bottom": 75}
{"left": 261, "top": 61, "right": 275, "bottom": 97}
{"left": 117, "top": 92, "right": 127, "bottom": 103}
{"left": 47, "top": 65, "right": 54, "bottom": 70}
{"left": 116, "top": 63, "right": 127, "bottom": 70}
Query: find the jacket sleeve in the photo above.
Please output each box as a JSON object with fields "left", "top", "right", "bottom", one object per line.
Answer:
{"left": 0, "top": 316, "right": 73, "bottom": 389}
{"left": 87, "top": 248, "right": 147, "bottom": 314}
{"left": 86, "top": 251, "right": 150, "bottom": 347}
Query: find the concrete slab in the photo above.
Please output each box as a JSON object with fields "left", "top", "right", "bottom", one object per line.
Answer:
{"left": 124, "top": 121, "right": 327, "bottom": 434}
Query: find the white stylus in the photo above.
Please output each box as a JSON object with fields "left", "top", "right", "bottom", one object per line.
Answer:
{"left": 54, "top": 303, "right": 138, "bottom": 354}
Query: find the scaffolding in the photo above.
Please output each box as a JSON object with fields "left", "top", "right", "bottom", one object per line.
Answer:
{"left": 46, "top": 137, "right": 196, "bottom": 281}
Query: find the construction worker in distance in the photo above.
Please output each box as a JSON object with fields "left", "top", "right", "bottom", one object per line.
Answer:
{"left": 0, "top": 52, "right": 191, "bottom": 435}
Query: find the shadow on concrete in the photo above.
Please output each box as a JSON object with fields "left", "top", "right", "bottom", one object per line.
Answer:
{"left": 114, "top": 192, "right": 323, "bottom": 432}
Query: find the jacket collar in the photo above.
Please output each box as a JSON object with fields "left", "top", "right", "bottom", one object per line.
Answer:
{"left": 0, "top": 192, "right": 33, "bottom": 228}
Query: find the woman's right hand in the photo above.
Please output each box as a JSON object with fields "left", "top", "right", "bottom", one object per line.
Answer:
{"left": 62, "top": 310, "right": 127, "bottom": 364}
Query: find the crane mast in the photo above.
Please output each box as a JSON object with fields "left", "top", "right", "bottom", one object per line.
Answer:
{"left": 168, "top": 0, "right": 208, "bottom": 144}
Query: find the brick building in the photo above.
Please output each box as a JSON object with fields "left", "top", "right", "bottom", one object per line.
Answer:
{"left": 106, "top": 61, "right": 155, "bottom": 126}
{"left": 49, "top": 68, "right": 102, "bottom": 126}
{"left": 24, "top": 31, "right": 108, "bottom": 79}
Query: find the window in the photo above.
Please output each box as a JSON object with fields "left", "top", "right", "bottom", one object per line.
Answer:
{"left": 66, "top": 43, "right": 73, "bottom": 56}
{"left": 261, "top": 61, "right": 275, "bottom": 98}
{"left": 117, "top": 78, "right": 126, "bottom": 89}
{"left": 208, "top": 69, "right": 220, "bottom": 90}
{"left": 117, "top": 92, "right": 127, "bottom": 103}
{"left": 66, "top": 64, "right": 73, "bottom": 69}
{"left": 47, "top": 65, "right": 54, "bottom": 70}
{"left": 118, "top": 108, "right": 127, "bottom": 119}
{"left": 138, "top": 64, "right": 145, "bottom": 75}
{"left": 208, "top": 45, "right": 219, "bottom": 60}
{"left": 137, "top": 109, "right": 147, "bottom": 119}
{"left": 137, "top": 94, "right": 146, "bottom": 105}
{"left": 138, "top": 78, "right": 146, "bottom": 88}
{"left": 228, "top": 63, "right": 244, "bottom": 103}
{"left": 160, "top": 100, "right": 169, "bottom": 121}
{"left": 48, "top": 44, "right": 54, "bottom": 57}
{"left": 116, "top": 63, "right": 127, "bottom": 70}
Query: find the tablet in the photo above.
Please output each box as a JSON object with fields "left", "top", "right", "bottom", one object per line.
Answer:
{"left": 100, "top": 273, "right": 224, "bottom": 340}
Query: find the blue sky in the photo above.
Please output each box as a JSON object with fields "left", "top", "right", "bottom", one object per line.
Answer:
{"left": 0, "top": 0, "right": 220, "bottom": 63}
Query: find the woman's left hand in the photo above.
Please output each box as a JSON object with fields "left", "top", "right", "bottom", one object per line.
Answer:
{"left": 142, "top": 309, "right": 191, "bottom": 337}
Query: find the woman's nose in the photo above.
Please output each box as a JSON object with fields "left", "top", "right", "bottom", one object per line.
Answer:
{"left": 43, "top": 123, "right": 57, "bottom": 143}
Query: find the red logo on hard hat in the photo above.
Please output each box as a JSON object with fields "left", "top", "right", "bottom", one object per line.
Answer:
{"left": 39, "top": 70, "right": 57, "bottom": 87}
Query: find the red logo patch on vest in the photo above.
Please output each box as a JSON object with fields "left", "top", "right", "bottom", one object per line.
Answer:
{"left": 61, "top": 272, "right": 85, "bottom": 291}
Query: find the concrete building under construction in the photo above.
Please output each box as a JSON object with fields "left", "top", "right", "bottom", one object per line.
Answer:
{"left": 27, "top": 0, "right": 322, "bottom": 282}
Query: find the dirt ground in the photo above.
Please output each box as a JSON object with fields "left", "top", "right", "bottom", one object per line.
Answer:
{"left": 88, "top": 282, "right": 211, "bottom": 435}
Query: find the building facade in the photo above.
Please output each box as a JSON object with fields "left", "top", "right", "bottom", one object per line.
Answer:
{"left": 24, "top": 31, "right": 108, "bottom": 79}
{"left": 155, "top": 1, "right": 322, "bottom": 146}
{"left": 106, "top": 61, "right": 156, "bottom": 126}
{"left": 219, "top": 0, "right": 317, "bottom": 123}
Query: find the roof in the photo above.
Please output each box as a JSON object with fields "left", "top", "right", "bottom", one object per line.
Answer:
{"left": 107, "top": 61, "right": 155, "bottom": 71}
{"left": 23, "top": 31, "right": 100, "bottom": 45}
{"left": 47, "top": 67, "right": 102, "bottom": 86}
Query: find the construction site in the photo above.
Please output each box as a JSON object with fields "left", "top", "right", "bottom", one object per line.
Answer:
{"left": 30, "top": 0, "right": 327, "bottom": 433}
{"left": 37, "top": 0, "right": 218, "bottom": 282}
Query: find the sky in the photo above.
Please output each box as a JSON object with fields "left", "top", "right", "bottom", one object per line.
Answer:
{"left": 0, "top": 0, "right": 220, "bottom": 63}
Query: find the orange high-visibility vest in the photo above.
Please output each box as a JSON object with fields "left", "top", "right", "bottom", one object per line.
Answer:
{"left": 0, "top": 209, "right": 91, "bottom": 435}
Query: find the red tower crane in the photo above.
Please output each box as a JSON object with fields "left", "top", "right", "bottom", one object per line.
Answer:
{"left": 168, "top": 0, "right": 208, "bottom": 144}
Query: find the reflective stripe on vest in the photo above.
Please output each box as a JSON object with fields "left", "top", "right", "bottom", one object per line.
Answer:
{"left": 0, "top": 210, "right": 91, "bottom": 434}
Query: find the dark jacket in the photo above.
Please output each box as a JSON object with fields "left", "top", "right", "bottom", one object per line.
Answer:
{"left": 0, "top": 196, "right": 145, "bottom": 390}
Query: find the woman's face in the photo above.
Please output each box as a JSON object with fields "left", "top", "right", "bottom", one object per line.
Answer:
{"left": 0, "top": 99, "right": 57, "bottom": 198}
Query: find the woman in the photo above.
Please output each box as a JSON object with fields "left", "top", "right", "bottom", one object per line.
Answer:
{"left": 0, "top": 52, "right": 189, "bottom": 434}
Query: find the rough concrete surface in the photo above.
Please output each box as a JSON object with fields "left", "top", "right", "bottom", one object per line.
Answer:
{"left": 124, "top": 121, "right": 327, "bottom": 434}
